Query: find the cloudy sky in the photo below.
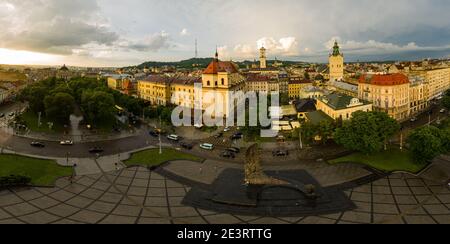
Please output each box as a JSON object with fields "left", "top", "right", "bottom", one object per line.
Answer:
{"left": 0, "top": 0, "right": 450, "bottom": 66}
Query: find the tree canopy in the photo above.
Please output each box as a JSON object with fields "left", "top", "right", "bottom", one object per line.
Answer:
{"left": 334, "top": 111, "right": 400, "bottom": 154}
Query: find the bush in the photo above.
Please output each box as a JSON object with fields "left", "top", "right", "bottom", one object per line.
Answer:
{"left": 0, "top": 175, "right": 32, "bottom": 188}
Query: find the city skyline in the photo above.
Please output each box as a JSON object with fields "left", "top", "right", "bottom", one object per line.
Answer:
{"left": 1, "top": 0, "right": 450, "bottom": 66}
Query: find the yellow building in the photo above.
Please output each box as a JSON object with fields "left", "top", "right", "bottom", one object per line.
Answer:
{"left": 329, "top": 41, "right": 344, "bottom": 82}
{"left": 358, "top": 74, "right": 410, "bottom": 121}
{"left": 138, "top": 51, "right": 245, "bottom": 119}
{"left": 246, "top": 74, "right": 279, "bottom": 94}
{"left": 137, "top": 76, "right": 171, "bottom": 106}
{"left": 201, "top": 51, "right": 246, "bottom": 118}
{"left": 409, "top": 76, "right": 429, "bottom": 116}
{"left": 416, "top": 68, "right": 450, "bottom": 100}
{"left": 107, "top": 74, "right": 132, "bottom": 90}
{"left": 316, "top": 93, "right": 372, "bottom": 121}
{"left": 288, "top": 78, "right": 313, "bottom": 99}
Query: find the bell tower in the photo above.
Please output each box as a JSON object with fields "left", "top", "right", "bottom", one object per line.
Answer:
{"left": 329, "top": 41, "right": 344, "bottom": 82}
{"left": 260, "top": 46, "right": 267, "bottom": 69}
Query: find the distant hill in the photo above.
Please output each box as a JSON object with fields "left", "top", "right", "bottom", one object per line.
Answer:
{"left": 133, "top": 58, "right": 308, "bottom": 70}
{"left": 136, "top": 58, "right": 214, "bottom": 69}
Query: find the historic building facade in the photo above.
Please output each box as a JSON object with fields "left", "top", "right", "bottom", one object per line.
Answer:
{"left": 329, "top": 41, "right": 344, "bottom": 82}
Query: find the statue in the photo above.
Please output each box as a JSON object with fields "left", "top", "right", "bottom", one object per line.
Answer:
{"left": 244, "top": 144, "right": 288, "bottom": 185}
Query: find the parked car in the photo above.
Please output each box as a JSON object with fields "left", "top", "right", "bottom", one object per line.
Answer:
{"left": 223, "top": 127, "right": 231, "bottom": 132}
{"left": 149, "top": 130, "right": 159, "bottom": 137}
{"left": 180, "top": 142, "right": 193, "bottom": 150}
{"left": 410, "top": 117, "right": 418, "bottom": 122}
{"left": 89, "top": 147, "right": 104, "bottom": 154}
{"left": 200, "top": 143, "right": 214, "bottom": 150}
{"left": 167, "top": 134, "right": 180, "bottom": 141}
{"left": 226, "top": 147, "right": 240, "bottom": 154}
{"left": 231, "top": 132, "right": 243, "bottom": 140}
{"left": 440, "top": 109, "right": 446, "bottom": 113}
{"left": 221, "top": 151, "right": 235, "bottom": 159}
{"left": 8, "top": 112, "right": 15, "bottom": 117}
{"left": 30, "top": 142, "right": 45, "bottom": 148}
{"left": 0, "top": 113, "right": 4, "bottom": 118}
{"left": 273, "top": 150, "right": 289, "bottom": 157}
{"left": 60, "top": 140, "right": 74, "bottom": 146}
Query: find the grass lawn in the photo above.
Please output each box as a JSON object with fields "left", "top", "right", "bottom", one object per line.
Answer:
{"left": 18, "top": 111, "right": 65, "bottom": 133}
{"left": 329, "top": 148, "right": 428, "bottom": 174}
{"left": 0, "top": 154, "right": 73, "bottom": 186}
{"left": 124, "top": 148, "right": 203, "bottom": 167}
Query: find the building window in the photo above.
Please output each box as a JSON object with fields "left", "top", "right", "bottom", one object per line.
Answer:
{"left": 215, "top": 81, "right": 218, "bottom": 86}
{"left": 221, "top": 78, "right": 225, "bottom": 85}
{"left": 207, "top": 81, "right": 210, "bottom": 86}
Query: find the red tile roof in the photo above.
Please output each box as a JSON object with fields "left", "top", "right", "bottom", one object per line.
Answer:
{"left": 203, "top": 60, "right": 239, "bottom": 74}
{"left": 359, "top": 73, "right": 409, "bottom": 86}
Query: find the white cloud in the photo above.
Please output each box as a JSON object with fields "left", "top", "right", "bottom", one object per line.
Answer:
{"left": 216, "top": 37, "right": 300, "bottom": 60}
{"left": 256, "top": 37, "right": 298, "bottom": 55}
{"left": 121, "top": 31, "right": 172, "bottom": 52}
{"left": 324, "top": 37, "right": 447, "bottom": 55}
{"left": 180, "top": 28, "right": 189, "bottom": 36}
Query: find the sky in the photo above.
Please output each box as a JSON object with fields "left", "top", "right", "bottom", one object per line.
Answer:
{"left": 0, "top": 0, "right": 450, "bottom": 67}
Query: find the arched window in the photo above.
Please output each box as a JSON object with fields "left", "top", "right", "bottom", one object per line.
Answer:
{"left": 215, "top": 81, "right": 218, "bottom": 86}
{"left": 207, "top": 81, "right": 210, "bottom": 86}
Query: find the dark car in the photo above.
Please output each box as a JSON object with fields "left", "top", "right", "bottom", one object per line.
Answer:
{"left": 30, "top": 142, "right": 45, "bottom": 148}
{"left": 89, "top": 147, "right": 104, "bottom": 154}
{"left": 0, "top": 113, "right": 4, "bottom": 118}
{"left": 231, "top": 133, "right": 243, "bottom": 140}
{"left": 149, "top": 130, "right": 159, "bottom": 137}
{"left": 180, "top": 142, "right": 193, "bottom": 150}
{"left": 226, "top": 147, "right": 240, "bottom": 154}
{"left": 273, "top": 150, "right": 289, "bottom": 157}
{"left": 221, "top": 151, "right": 235, "bottom": 159}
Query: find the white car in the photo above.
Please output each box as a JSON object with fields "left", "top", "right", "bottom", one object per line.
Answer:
{"left": 223, "top": 127, "right": 231, "bottom": 132}
{"left": 200, "top": 143, "right": 214, "bottom": 150}
{"left": 167, "top": 134, "right": 180, "bottom": 141}
{"left": 440, "top": 109, "right": 446, "bottom": 113}
{"left": 60, "top": 140, "right": 74, "bottom": 145}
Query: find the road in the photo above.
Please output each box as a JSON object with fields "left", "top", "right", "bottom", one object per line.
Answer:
{"left": 0, "top": 101, "right": 447, "bottom": 161}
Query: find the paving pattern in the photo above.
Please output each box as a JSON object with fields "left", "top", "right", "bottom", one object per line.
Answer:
{"left": 0, "top": 166, "right": 449, "bottom": 224}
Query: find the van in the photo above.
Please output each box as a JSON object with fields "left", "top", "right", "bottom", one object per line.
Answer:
{"left": 200, "top": 143, "right": 214, "bottom": 150}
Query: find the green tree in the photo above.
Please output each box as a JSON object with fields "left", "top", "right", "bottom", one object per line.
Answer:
{"left": 299, "top": 122, "right": 319, "bottom": 146}
{"left": 443, "top": 90, "right": 450, "bottom": 110}
{"left": 44, "top": 93, "right": 75, "bottom": 124}
{"left": 407, "top": 126, "right": 444, "bottom": 164}
{"left": 334, "top": 111, "right": 400, "bottom": 154}
{"left": 80, "top": 90, "right": 115, "bottom": 125}
{"left": 19, "top": 84, "right": 49, "bottom": 113}
{"left": 304, "top": 72, "right": 311, "bottom": 80}
{"left": 317, "top": 120, "right": 336, "bottom": 145}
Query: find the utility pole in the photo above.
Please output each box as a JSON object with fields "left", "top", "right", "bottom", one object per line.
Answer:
{"left": 299, "top": 128, "right": 303, "bottom": 150}
{"left": 159, "top": 115, "right": 162, "bottom": 155}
